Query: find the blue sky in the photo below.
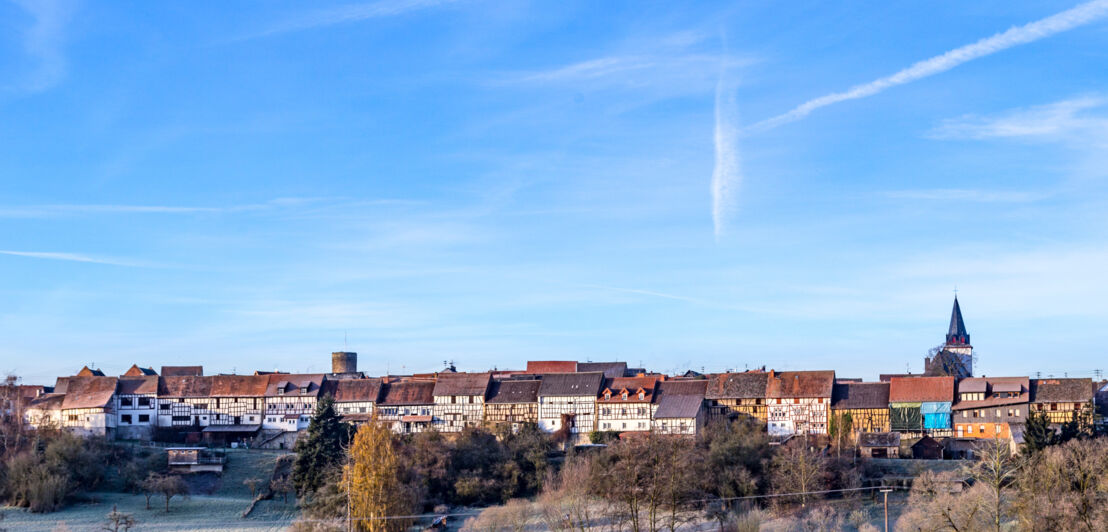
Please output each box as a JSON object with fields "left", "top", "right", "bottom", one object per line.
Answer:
{"left": 3, "top": 1, "right": 1108, "bottom": 383}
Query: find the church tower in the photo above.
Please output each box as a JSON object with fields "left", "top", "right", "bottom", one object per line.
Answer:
{"left": 944, "top": 296, "right": 972, "bottom": 356}
{"left": 924, "top": 296, "right": 974, "bottom": 378}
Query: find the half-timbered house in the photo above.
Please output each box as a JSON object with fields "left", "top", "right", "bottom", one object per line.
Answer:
{"left": 888, "top": 376, "right": 954, "bottom": 437}
{"left": 766, "top": 370, "right": 835, "bottom": 436}
{"left": 200, "top": 375, "right": 267, "bottom": 445}
{"left": 24, "top": 393, "right": 65, "bottom": 428}
{"left": 432, "top": 372, "right": 491, "bottom": 432}
{"left": 596, "top": 375, "right": 659, "bottom": 433}
{"left": 377, "top": 381, "right": 435, "bottom": 434}
{"left": 953, "top": 377, "right": 1029, "bottom": 439}
{"left": 484, "top": 379, "right": 540, "bottom": 430}
{"left": 537, "top": 372, "right": 604, "bottom": 440}
{"left": 324, "top": 378, "right": 383, "bottom": 424}
{"left": 115, "top": 375, "right": 159, "bottom": 439}
{"left": 263, "top": 374, "right": 324, "bottom": 433}
{"left": 60, "top": 376, "right": 118, "bottom": 436}
{"left": 705, "top": 372, "right": 768, "bottom": 423}
{"left": 830, "top": 381, "right": 890, "bottom": 436}
{"left": 1029, "top": 378, "right": 1094, "bottom": 425}
{"left": 652, "top": 379, "right": 707, "bottom": 435}
{"left": 157, "top": 376, "right": 213, "bottom": 429}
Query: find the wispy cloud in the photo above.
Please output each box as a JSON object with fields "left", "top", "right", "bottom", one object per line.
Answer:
{"left": 711, "top": 73, "right": 741, "bottom": 238}
{"left": 749, "top": 0, "right": 1108, "bottom": 132}
{"left": 0, "top": 250, "right": 145, "bottom": 267}
{"left": 884, "top": 188, "right": 1054, "bottom": 203}
{"left": 8, "top": 0, "right": 75, "bottom": 93}
{"left": 929, "top": 96, "right": 1108, "bottom": 140}
{"left": 233, "top": 0, "right": 457, "bottom": 41}
{"left": 0, "top": 198, "right": 417, "bottom": 219}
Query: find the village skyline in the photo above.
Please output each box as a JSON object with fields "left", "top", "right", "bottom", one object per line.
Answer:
{"left": 4, "top": 2, "right": 1108, "bottom": 387}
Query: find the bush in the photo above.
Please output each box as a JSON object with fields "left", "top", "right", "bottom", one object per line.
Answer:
{"left": 6, "top": 454, "right": 71, "bottom": 513}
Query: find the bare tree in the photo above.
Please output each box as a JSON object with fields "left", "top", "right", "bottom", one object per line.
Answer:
{"left": 243, "top": 477, "right": 264, "bottom": 499}
{"left": 102, "top": 505, "right": 135, "bottom": 532}
{"left": 897, "top": 470, "right": 987, "bottom": 532}
{"left": 770, "top": 443, "right": 826, "bottom": 507}
{"left": 462, "top": 498, "right": 534, "bottom": 532}
{"left": 1016, "top": 437, "right": 1108, "bottom": 531}
{"left": 537, "top": 457, "right": 599, "bottom": 532}
{"left": 972, "top": 437, "right": 1020, "bottom": 532}
{"left": 142, "top": 473, "right": 189, "bottom": 513}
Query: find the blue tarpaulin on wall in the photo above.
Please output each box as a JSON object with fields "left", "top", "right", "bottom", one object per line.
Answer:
{"left": 922, "top": 402, "right": 952, "bottom": 429}
{"left": 923, "top": 413, "right": 950, "bottom": 429}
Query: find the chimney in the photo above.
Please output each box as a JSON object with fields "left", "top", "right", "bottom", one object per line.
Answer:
{"left": 768, "top": 369, "right": 775, "bottom": 379}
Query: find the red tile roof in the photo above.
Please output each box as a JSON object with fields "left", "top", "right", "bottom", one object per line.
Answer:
{"left": 432, "top": 372, "right": 491, "bottom": 397}
{"left": 525, "top": 361, "right": 578, "bottom": 373}
{"left": 888, "top": 376, "right": 954, "bottom": 403}
{"left": 599, "top": 376, "right": 660, "bottom": 403}
{"left": 380, "top": 381, "right": 435, "bottom": 405}
{"left": 765, "top": 370, "right": 835, "bottom": 399}
{"left": 210, "top": 375, "right": 269, "bottom": 397}
{"left": 61, "top": 377, "right": 118, "bottom": 409}
{"left": 117, "top": 376, "right": 159, "bottom": 395}
{"left": 323, "top": 379, "right": 383, "bottom": 403}
{"left": 158, "top": 376, "right": 212, "bottom": 398}
{"left": 265, "top": 374, "right": 324, "bottom": 397}
{"left": 161, "top": 366, "right": 203, "bottom": 377}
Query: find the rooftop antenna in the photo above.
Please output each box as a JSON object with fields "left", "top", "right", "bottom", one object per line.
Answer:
{"left": 1036, "top": 371, "right": 1041, "bottom": 379}
{"left": 1095, "top": 369, "right": 1103, "bottom": 380}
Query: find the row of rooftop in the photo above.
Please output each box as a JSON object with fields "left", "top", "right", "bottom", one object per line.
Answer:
{"left": 16, "top": 356, "right": 1103, "bottom": 448}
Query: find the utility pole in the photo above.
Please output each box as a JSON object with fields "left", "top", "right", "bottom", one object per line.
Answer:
{"left": 880, "top": 487, "right": 893, "bottom": 532}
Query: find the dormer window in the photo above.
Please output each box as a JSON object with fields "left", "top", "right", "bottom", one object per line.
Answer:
{"left": 621, "top": 390, "right": 628, "bottom": 400}
{"left": 603, "top": 390, "right": 611, "bottom": 400}
{"left": 638, "top": 391, "right": 645, "bottom": 400}
{"left": 277, "top": 388, "right": 285, "bottom": 395}
{"left": 300, "top": 386, "right": 309, "bottom": 395}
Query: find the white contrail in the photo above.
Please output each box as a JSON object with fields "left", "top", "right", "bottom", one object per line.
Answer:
{"left": 711, "top": 75, "right": 740, "bottom": 238}
{"left": 0, "top": 250, "right": 141, "bottom": 267}
{"left": 749, "top": 0, "right": 1108, "bottom": 131}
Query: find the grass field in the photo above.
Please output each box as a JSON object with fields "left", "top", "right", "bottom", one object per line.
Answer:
{"left": 1, "top": 448, "right": 300, "bottom": 531}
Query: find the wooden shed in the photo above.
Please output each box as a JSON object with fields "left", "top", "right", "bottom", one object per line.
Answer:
{"left": 858, "top": 432, "right": 901, "bottom": 458}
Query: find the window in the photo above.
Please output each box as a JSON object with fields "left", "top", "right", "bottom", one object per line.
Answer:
{"left": 160, "top": 404, "right": 170, "bottom": 410}
{"left": 120, "top": 397, "right": 133, "bottom": 407}
{"left": 1016, "top": 409, "right": 1020, "bottom": 417}
{"left": 121, "top": 415, "right": 132, "bottom": 424}
{"left": 967, "top": 425, "right": 973, "bottom": 434}
{"left": 996, "top": 409, "right": 1001, "bottom": 417}
{"left": 138, "top": 414, "right": 149, "bottom": 423}
{"left": 963, "top": 411, "right": 968, "bottom": 418}
{"left": 979, "top": 424, "right": 985, "bottom": 433}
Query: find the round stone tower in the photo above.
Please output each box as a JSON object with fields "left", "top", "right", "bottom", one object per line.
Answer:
{"left": 331, "top": 351, "right": 357, "bottom": 374}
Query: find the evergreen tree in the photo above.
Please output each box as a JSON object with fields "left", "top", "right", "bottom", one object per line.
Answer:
{"left": 1023, "top": 409, "right": 1054, "bottom": 454}
{"left": 292, "top": 395, "right": 352, "bottom": 496}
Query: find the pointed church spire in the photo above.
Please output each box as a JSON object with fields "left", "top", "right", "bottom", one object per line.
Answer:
{"left": 946, "top": 296, "right": 969, "bottom": 346}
